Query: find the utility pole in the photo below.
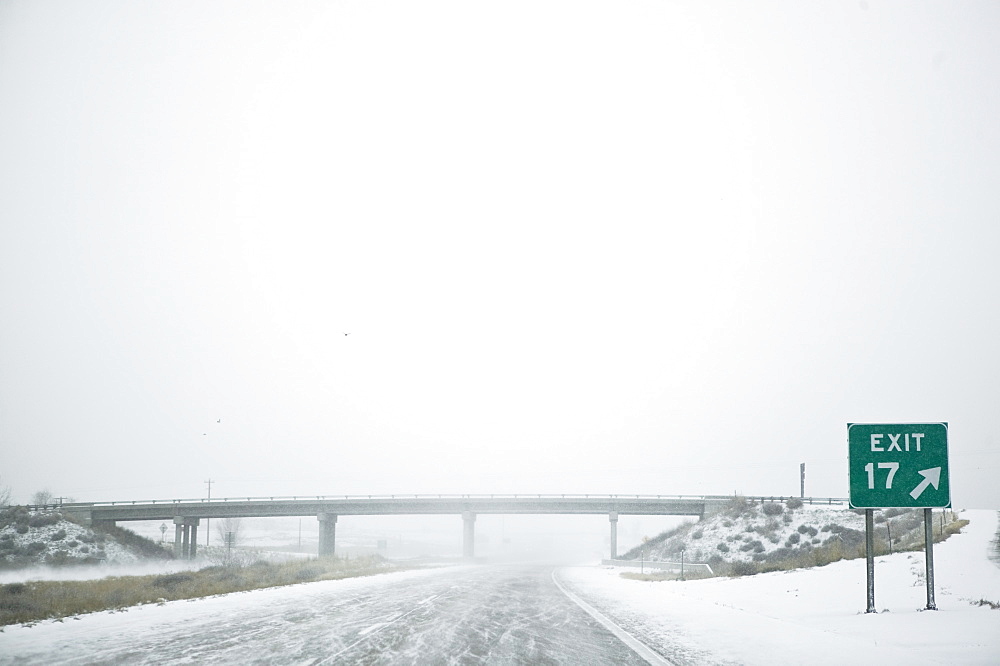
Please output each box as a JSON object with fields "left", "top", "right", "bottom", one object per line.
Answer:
{"left": 204, "top": 479, "right": 213, "bottom": 547}
{"left": 800, "top": 463, "right": 806, "bottom": 499}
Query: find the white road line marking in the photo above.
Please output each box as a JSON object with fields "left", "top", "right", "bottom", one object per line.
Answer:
{"left": 551, "top": 570, "right": 673, "bottom": 666}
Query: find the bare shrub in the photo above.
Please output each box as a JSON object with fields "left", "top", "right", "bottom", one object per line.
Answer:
{"left": 785, "top": 497, "right": 803, "bottom": 510}
{"left": 723, "top": 496, "right": 754, "bottom": 518}
{"left": 30, "top": 490, "right": 53, "bottom": 506}
{"left": 25, "top": 542, "right": 46, "bottom": 555}
{"left": 46, "top": 550, "right": 72, "bottom": 566}
{"left": 762, "top": 502, "right": 784, "bottom": 516}
{"left": 215, "top": 516, "right": 244, "bottom": 548}
{"left": 765, "top": 547, "right": 792, "bottom": 562}
{"left": 28, "top": 513, "right": 61, "bottom": 528}
{"left": 729, "top": 560, "right": 759, "bottom": 576}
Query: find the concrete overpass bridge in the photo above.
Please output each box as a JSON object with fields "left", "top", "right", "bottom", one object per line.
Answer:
{"left": 59, "top": 494, "right": 847, "bottom": 560}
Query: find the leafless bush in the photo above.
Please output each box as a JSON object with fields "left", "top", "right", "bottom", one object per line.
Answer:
{"left": 0, "top": 479, "right": 12, "bottom": 507}
{"left": 762, "top": 502, "right": 784, "bottom": 516}
{"left": 30, "top": 490, "right": 53, "bottom": 506}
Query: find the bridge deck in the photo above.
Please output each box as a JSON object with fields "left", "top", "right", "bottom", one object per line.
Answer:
{"left": 57, "top": 494, "right": 846, "bottom": 522}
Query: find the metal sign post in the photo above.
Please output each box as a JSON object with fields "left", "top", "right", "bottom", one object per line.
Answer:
{"left": 924, "top": 508, "right": 937, "bottom": 610}
{"left": 849, "top": 423, "right": 949, "bottom": 613}
{"left": 865, "top": 509, "right": 876, "bottom": 613}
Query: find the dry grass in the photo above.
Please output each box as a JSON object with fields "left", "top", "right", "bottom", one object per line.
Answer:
{"left": 620, "top": 569, "right": 713, "bottom": 582}
{"left": 0, "top": 555, "right": 400, "bottom": 626}
{"left": 943, "top": 519, "right": 970, "bottom": 537}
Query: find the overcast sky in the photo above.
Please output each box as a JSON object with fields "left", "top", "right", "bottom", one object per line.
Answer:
{"left": 2, "top": 1, "right": 998, "bottom": 509}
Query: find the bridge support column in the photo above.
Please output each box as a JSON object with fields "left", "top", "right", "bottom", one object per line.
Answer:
{"left": 318, "top": 513, "right": 337, "bottom": 557}
{"left": 174, "top": 517, "right": 184, "bottom": 558}
{"left": 174, "top": 517, "right": 200, "bottom": 560}
{"left": 188, "top": 519, "right": 199, "bottom": 559}
{"left": 609, "top": 512, "right": 619, "bottom": 560}
{"left": 462, "top": 511, "right": 476, "bottom": 559}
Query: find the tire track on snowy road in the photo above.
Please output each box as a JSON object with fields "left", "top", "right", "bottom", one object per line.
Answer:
{"left": 310, "top": 592, "right": 453, "bottom": 665}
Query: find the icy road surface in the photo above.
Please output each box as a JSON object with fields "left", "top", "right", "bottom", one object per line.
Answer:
{"left": 0, "top": 564, "right": 655, "bottom": 665}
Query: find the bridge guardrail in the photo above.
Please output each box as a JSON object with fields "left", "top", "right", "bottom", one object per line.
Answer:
{"left": 602, "top": 558, "right": 715, "bottom": 575}
{"left": 28, "top": 494, "right": 849, "bottom": 510}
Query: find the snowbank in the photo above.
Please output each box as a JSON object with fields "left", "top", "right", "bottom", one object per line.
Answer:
{"left": 561, "top": 509, "right": 1000, "bottom": 665}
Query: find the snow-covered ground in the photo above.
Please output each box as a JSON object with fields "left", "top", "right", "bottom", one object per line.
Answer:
{"left": 0, "top": 510, "right": 996, "bottom": 664}
{"left": 561, "top": 509, "right": 1000, "bottom": 664}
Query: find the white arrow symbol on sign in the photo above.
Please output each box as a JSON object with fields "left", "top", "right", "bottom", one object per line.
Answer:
{"left": 909, "top": 467, "right": 942, "bottom": 500}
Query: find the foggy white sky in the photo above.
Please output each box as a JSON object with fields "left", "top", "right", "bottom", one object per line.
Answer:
{"left": 2, "top": 1, "right": 999, "bottom": 508}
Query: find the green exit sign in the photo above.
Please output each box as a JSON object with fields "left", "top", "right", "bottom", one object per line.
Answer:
{"left": 848, "top": 423, "right": 951, "bottom": 509}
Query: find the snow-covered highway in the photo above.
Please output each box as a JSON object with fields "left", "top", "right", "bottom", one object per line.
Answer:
{"left": 0, "top": 564, "right": 655, "bottom": 665}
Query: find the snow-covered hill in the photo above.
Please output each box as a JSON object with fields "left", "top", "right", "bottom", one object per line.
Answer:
{"left": 623, "top": 497, "right": 962, "bottom": 574}
{"left": 0, "top": 507, "right": 170, "bottom": 569}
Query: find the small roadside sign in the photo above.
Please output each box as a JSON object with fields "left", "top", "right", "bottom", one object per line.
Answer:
{"left": 848, "top": 422, "right": 950, "bottom": 509}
